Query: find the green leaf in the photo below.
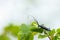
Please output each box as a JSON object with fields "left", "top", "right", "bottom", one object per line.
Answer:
{"left": 31, "top": 22, "right": 38, "bottom": 27}
{"left": 38, "top": 34, "right": 47, "bottom": 39}
{"left": 18, "top": 32, "right": 34, "bottom": 40}
{"left": 0, "top": 35, "right": 10, "bottom": 40}
{"left": 31, "top": 27, "right": 43, "bottom": 33}
{"left": 4, "top": 24, "right": 20, "bottom": 36}
{"left": 49, "top": 29, "right": 55, "bottom": 36}
{"left": 25, "top": 33, "right": 34, "bottom": 40}
{"left": 18, "top": 24, "right": 33, "bottom": 40}
{"left": 57, "top": 38, "right": 60, "bottom": 40}
{"left": 56, "top": 28, "right": 60, "bottom": 36}
{"left": 20, "top": 24, "right": 31, "bottom": 34}
{"left": 53, "top": 36, "right": 58, "bottom": 40}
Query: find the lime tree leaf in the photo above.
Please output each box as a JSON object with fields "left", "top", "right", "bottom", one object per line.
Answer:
{"left": 18, "top": 33, "right": 25, "bottom": 40}
{"left": 18, "top": 24, "right": 34, "bottom": 40}
{"left": 18, "top": 32, "right": 34, "bottom": 40}
{"left": 31, "top": 27, "right": 43, "bottom": 33}
{"left": 56, "top": 28, "right": 60, "bottom": 36}
{"left": 57, "top": 38, "right": 60, "bottom": 40}
{"left": 4, "top": 24, "right": 20, "bottom": 36}
{"left": 38, "top": 34, "right": 47, "bottom": 39}
{"left": 25, "top": 33, "right": 34, "bottom": 40}
{"left": 49, "top": 29, "right": 55, "bottom": 36}
{"left": 20, "top": 24, "right": 31, "bottom": 34}
{"left": 53, "top": 36, "right": 58, "bottom": 40}
{"left": 31, "top": 22, "right": 38, "bottom": 27}
{"left": 0, "top": 35, "right": 10, "bottom": 40}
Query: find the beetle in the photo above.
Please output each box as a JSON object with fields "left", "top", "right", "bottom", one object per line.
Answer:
{"left": 32, "top": 16, "right": 51, "bottom": 31}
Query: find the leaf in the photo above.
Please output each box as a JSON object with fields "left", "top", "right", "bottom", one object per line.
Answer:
{"left": 18, "top": 32, "right": 34, "bottom": 40}
{"left": 56, "top": 28, "right": 60, "bottom": 36}
{"left": 31, "top": 27, "right": 43, "bottom": 33}
{"left": 53, "top": 36, "right": 58, "bottom": 40}
{"left": 49, "top": 29, "right": 55, "bottom": 36}
{"left": 57, "top": 38, "right": 60, "bottom": 40}
{"left": 18, "top": 24, "right": 33, "bottom": 40}
{"left": 31, "top": 22, "right": 38, "bottom": 27}
{"left": 25, "top": 33, "right": 34, "bottom": 40}
{"left": 4, "top": 24, "right": 20, "bottom": 36}
{"left": 38, "top": 34, "right": 47, "bottom": 39}
{"left": 20, "top": 24, "right": 31, "bottom": 34}
{"left": 0, "top": 35, "right": 10, "bottom": 40}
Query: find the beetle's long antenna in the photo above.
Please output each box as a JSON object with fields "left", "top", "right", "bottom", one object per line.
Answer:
{"left": 30, "top": 16, "right": 39, "bottom": 25}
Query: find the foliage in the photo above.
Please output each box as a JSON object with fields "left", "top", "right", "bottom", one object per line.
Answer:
{"left": 0, "top": 35, "right": 10, "bottom": 40}
{"left": 0, "top": 22, "right": 60, "bottom": 40}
